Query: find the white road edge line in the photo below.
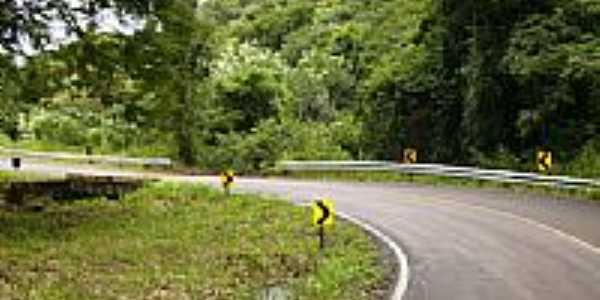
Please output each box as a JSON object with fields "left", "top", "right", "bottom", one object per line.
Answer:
{"left": 337, "top": 211, "right": 410, "bottom": 300}
{"left": 439, "top": 200, "right": 600, "bottom": 256}
{"left": 299, "top": 203, "right": 410, "bottom": 300}
{"left": 2, "top": 162, "right": 412, "bottom": 298}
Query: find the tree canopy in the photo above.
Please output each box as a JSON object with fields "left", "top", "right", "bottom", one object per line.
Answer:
{"left": 2, "top": 0, "right": 600, "bottom": 175}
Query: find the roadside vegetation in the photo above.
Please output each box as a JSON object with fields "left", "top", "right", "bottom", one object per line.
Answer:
{"left": 0, "top": 170, "right": 58, "bottom": 183}
{"left": 0, "top": 178, "right": 389, "bottom": 300}
{"left": 1, "top": 0, "right": 600, "bottom": 176}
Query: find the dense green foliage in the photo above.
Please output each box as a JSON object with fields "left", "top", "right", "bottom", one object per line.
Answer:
{"left": 1, "top": 0, "right": 599, "bottom": 174}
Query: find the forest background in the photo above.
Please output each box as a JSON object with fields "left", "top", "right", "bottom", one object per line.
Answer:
{"left": 1, "top": 0, "right": 599, "bottom": 176}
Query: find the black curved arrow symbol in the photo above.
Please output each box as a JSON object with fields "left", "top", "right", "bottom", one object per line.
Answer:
{"left": 222, "top": 173, "right": 234, "bottom": 186}
{"left": 317, "top": 200, "right": 330, "bottom": 225}
{"left": 539, "top": 152, "right": 550, "bottom": 170}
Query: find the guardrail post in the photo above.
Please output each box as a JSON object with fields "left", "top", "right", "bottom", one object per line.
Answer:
{"left": 11, "top": 157, "right": 21, "bottom": 170}
{"left": 85, "top": 146, "right": 93, "bottom": 164}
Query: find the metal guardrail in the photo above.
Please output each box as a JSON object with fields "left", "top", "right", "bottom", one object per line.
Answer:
{"left": 0, "top": 148, "right": 172, "bottom": 168}
{"left": 277, "top": 161, "right": 600, "bottom": 190}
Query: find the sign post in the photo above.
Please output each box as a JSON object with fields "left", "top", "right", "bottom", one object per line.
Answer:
{"left": 85, "top": 145, "right": 93, "bottom": 164}
{"left": 403, "top": 148, "right": 417, "bottom": 181}
{"left": 312, "top": 199, "right": 334, "bottom": 249}
{"left": 220, "top": 170, "right": 235, "bottom": 196}
{"left": 11, "top": 157, "right": 21, "bottom": 170}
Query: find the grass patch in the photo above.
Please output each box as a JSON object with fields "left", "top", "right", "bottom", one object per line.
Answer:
{"left": 0, "top": 181, "right": 386, "bottom": 300}
{"left": 0, "top": 139, "right": 85, "bottom": 154}
{"left": 278, "top": 170, "right": 600, "bottom": 202}
{"left": 0, "top": 138, "right": 171, "bottom": 159}
{"left": 0, "top": 171, "right": 59, "bottom": 183}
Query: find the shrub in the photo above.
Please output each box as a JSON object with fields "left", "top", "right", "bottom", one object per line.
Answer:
{"left": 473, "top": 147, "right": 522, "bottom": 170}
{"left": 30, "top": 111, "right": 88, "bottom": 146}
{"left": 199, "top": 118, "right": 352, "bottom": 173}
{"left": 565, "top": 139, "right": 600, "bottom": 178}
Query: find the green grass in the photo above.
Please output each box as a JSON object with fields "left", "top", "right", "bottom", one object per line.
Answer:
{"left": 0, "top": 136, "right": 172, "bottom": 159}
{"left": 0, "top": 171, "right": 59, "bottom": 183}
{"left": 278, "top": 170, "right": 600, "bottom": 202}
{"left": 0, "top": 139, "right": 85, "bottom": 154}
{"left": 0, "top": 181, "right": 386, "bottom": 300}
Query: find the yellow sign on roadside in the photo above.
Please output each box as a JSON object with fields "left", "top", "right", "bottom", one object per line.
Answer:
{"left": 312, "top": 199, "right": 334, "bottom": 227}
{"left": 537, "top": 151, "right": 552, "bottom": 172}
{"left": 403, "top": 148, "right": 417, "bottom": 164}
{"left": 220, "top": 170, "right": 235, "bottom": 190}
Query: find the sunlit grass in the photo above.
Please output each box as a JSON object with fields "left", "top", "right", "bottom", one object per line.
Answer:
{"left": 0, "top": 181, "right": 385, "bottom": 300}
{"left": 0, "top": 170, "right": 60, "bottom": 183}
{"left": 0, "top": 137, "right": 171, "bottom": 159}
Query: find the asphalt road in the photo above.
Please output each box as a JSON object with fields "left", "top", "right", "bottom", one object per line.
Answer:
{"left": 3, "top": 159, "right": 600, "bottom": 300}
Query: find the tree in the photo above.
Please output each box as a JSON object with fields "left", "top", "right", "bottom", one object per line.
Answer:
{"left": 0, "top": 0, "right": 155, "bottom": 55}
{"left": 125, "top": 0, "right": 215, "bottom": 165}
{"left": 503, "top": 1, "right": 600, "bottom": 160}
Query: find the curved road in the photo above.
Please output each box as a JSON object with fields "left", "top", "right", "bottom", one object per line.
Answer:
{"left": 3, "top": 159, "right": 600, "bottom": 300}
